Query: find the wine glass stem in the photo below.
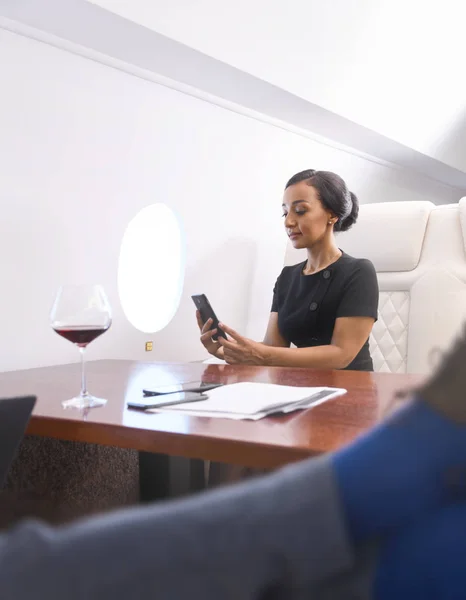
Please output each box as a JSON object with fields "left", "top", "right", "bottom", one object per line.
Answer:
{"left": 79, "top": 347, "right": 88, "bottom": 397}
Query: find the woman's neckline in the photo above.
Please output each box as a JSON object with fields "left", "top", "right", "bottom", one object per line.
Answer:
{"left": 301, "top": 249, "right": 344, "bottom": 277}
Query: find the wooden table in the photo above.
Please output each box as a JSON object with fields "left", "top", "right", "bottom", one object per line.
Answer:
{"left": 0, "top": 359, "right": 422, "bottom": 469}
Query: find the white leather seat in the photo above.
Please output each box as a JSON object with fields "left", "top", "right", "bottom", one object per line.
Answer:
{"left": 338, "top": 201, "right": 434, "bottom": 373}
{"left": 285, "top": 200, "right": 466, "bottom": 374}
{"left": 407, "top": 199, "right": 466, "bottom": 373}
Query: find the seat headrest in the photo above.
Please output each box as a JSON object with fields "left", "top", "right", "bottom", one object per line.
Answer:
{"left": 339, "top": 201, "right": 434, "bottom": 272}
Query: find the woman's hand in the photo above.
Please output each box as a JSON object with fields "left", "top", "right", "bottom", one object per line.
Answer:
{"left": 196, "top": 311, "right": 224, "bottom": 359}
{"left": 217, "top": 323, "right": 269, "bottom": 365}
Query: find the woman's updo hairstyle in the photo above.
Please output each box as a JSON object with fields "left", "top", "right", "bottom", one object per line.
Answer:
{"left": 285, "top": 169, "right": 359, "bottom": 232}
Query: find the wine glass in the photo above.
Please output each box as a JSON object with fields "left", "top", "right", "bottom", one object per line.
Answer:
{"left": 50, "top": 284, "right": 112, "bottom": 409}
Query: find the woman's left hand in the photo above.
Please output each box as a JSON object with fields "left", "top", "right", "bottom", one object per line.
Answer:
{"left": 217, "top": 323, "right": 269, "bottom": 365}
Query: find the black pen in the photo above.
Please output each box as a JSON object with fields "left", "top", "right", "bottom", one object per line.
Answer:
{"left": 127, "top": 392, "right": 209, "bottom": 411}
{"left": 142, "top": 382, "right": 224, "bottom": 396}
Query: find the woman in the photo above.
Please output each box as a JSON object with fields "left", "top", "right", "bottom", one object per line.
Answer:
{"left": 197, "top": 169, "right": 378, "bottom": 371}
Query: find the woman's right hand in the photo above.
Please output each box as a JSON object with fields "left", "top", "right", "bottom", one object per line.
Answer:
{"left": 196, "top": 311, "right": 224, "bottom": 359}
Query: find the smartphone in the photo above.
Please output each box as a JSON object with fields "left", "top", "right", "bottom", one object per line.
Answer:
{"left": 127, "top": 391, "right": 208, "bottom": 410}
{"left": 191, "top": 294, "right": 226, "bottom": 340}
{"left": 143, "top": 381, "right": 224, "bottom": 396}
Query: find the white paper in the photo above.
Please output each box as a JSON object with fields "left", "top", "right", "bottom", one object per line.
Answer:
{"left": 149, "top": 382, "right": 346, "bottom": 420}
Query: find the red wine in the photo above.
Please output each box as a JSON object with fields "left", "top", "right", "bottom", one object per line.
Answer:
{"left": 53, "top": 325, "right": 109, "bottom": 347}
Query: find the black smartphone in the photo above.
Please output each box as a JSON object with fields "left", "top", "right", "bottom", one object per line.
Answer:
{"left": 143, "top": 382, "right": 224, "bottom": 396}
{"left": 191, "top": 294, "right": 226, "bottom": 340}
{"left": 127, "top": 391, "right": 208, "bottom": 410}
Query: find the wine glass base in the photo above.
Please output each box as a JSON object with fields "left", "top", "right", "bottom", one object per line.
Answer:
{"left": 62, "top": 395, "right": 107, "bottom": 409}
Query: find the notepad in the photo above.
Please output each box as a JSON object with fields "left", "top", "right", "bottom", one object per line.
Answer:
{"left": 148, "top": 382, "right": 346, "bottom": 420}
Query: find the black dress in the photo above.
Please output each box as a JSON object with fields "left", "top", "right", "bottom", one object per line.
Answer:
{"left": 271, "top": 252, "right": 379, "bottom": 371}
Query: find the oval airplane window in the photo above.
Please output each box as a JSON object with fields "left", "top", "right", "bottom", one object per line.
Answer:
{"left": 118, "top": 204, "right": 185, "bottom": 333}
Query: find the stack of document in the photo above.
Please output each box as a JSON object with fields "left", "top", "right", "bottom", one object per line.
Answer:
{"left": 149, "top": 382, "right": 347, "bottom": 420}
